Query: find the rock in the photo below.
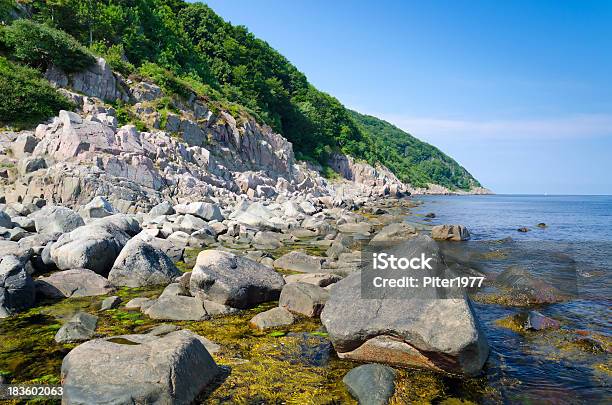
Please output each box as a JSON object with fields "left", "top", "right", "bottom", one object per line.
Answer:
{"left": 202, "top": 299, "right": 238, "bottom": 316}
{"left": 517, "top": 227, "right": 530, "bottom": 233}
{"left": 284, "top": 273, "right": 342, "bottom": 288}
{"left": 145, "top": 295, "right": 207, "bottom": 321}
{"left": 424, "top": 212, "right": 436, "bottom": 218}
{"left": 320, "top": 273, "right": 489, "bottom": 375}
{"left": 495, "top": 266, "right": 565, "bottom": 305}
{"left": 279, "top": 282, "right": 330, "bottom": 317}
{"left": 61, "top": 330, "right": 220, "bottom": 405}
{"left": 326, "top": 241, "right": 350, "bottom": 260}
{"left": 431, "top": 224, "right": 470, "bottom": 241}
{"left": 0, "top": 211, "right": 12, "bottom": 228}
{"left": 232, "top": 202, "right": 283, "bottom": 231}
{"left": 371, "top": 223, "right": 417, "bottom": 243}
{"left": 190, "top": 249, "right": 285, "bottom": 309}
{"left": 12, "top": 133, "right": 38, "bottom": 159}
{"left": 175, "top": 201, "right": 223, "bottom": 221}
{"left": 11, "top": 216, "right": 35, "bottom": 232}
{"left": 0, "top": 255, "right": 35, "bottom": 317}
{"left": 249, "top": 307, "right": 295, "bottom": 330}
{"left": 252, "top": 231, "right": 283, "bottom": 249}
{"left": 80, "top": 196, "right": 115, "bottom": 219}
{"left": 176, "top": 214, "right": 208, "bottom": 234}
{"left": 55, "top": 312, "right": 98, "bottom": 343}
{"left": 282, "top": 332, "right": 333, "bottom": 367}
{"left": 49, "top": 222, "right": 130, "bottom": 275}
{"left": 93, "top": 214, "right": 141, "bottom": 236}
{"left": 149, "top": 201, "right": 175, "bottom": 216}
{"left": 537, "top": 223, "right": 547, "bottom": 228}
{"left": 17, "top": 156, "right": 47, "bottom": 175}
{"left": 338, "top": 222, "right": 372, "bottom": 235}
{"left": 33, "top": 206, "right": 84, "bottom": 235}
{"left": 100, "top": 296, "right": 121, "bottom": 311}
{"left": 135, "top": 232, "right": 183, "bottom": 263}
{"left": 525, "top": 310, "right": 560, "bottom": 330}
{"left": 273, "top": 251, "right": 325, "bottom": 273}
{"left": 108, "top": 238, "right": 181, "bottom": 287}
{"left": 124, "top": 297, "right": 153, "bottom": 311}
{"left": 35, "top": 269, "right": 115, "bottom": 298}
{"left": 343, "top": 363, "right": 396, "bottom": 405}
{"left": 146, "top": 324, "right": 180, "bottom": 336}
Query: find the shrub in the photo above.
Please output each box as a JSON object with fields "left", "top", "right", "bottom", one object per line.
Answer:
{"left": 0, "top": 57, "right": 74, "bottom": 129}
{"left": 1, "top": 19, "right": 95, "bottom": 73}
{"left": 90, "top": 42, "right": 135, "bottom": 76}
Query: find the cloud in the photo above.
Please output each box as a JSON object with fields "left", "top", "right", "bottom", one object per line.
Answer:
{"left": 369, "top": 113, "right": 612, "bottom": 141}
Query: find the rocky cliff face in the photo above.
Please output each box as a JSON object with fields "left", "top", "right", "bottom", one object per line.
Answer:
{"left": 0, "top": 58, "right": 414, "bottom": 213}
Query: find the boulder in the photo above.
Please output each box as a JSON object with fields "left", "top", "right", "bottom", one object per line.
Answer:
{"left": 525, "top": 310, "right": 560, "bottom": 330}
{"left": 33, "top": 206, "right": 84, "bottom": 235}
{"left": 320, "top": 273, "right": 489, "bottom": 375}
{"left": 252, "top": 231, "right": 284, "bottom": 249}
{"left": 0, "top": 211, "right": 12, "bottom": 228}
{"left": 100, "top": 296, "right": 121, "bottom": 311}
{"left": 343, "top": 363, "right": 396, "bottom": 405}
{"left": 12, "top": 133, "right": 38, "bottom": 159}
{"left": 279, "top": 282, "right": 329, "bottom": 317}
{"left": 431, "top": 224, "right": 470, "bottom": 241}
{"left": 495, "top": 266, "right": 565, "bottom": 305}
{"left": 61, "top": 330, "right": 220, "bottom": 405}
{"left": 175, "top": 202, "right": 223, "bottom": 221}
{"left": 284, "top": 273, "right": 342, "bottom": 288}
{"left": 0, "top": 255, "right": 35, "bottom": 317}
{"left": 79, "top": 196, "right": 115, "bottom": 219}
{"left": 17, "top": 156, "right": 46, "bottom": 175}
{"left": 49, "top": 222, "right": 130, "bottom": 275}
{"left": 124, "top": 297, "right": 153, "bottom": 311}
{"left": 176, "top": 214, "right": 208, "bottom": 234}
{"left": 273, "top": 251, "right": 325, "bottom": 273}
{"left": 249, "top": 307, "right": 295, "bottom": 330}
{"left": 338, "top": 222, "right": 372, "bottom": 235}
{"left": 55, "top": 312, "right": 98, "bottom": 343}
{"left": 149, "top": 201, "right": 175, "bottom": 216}
{"left": 145, "top": 295, "right": 207, "bottom": 321}
{"left": 108, "top": 238, "right": 181, "bottom": 287}
{"left": 371, "top": 223, "right": 417, "bottom": 243}
{"left": 190, "top": 250, "right": 285, "bottom": 309}
{"left": 35, "top": 269, "right": 115, "bottom": 298}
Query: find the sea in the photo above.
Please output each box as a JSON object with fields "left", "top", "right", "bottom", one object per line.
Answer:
{"left": 411, "top": 194, "right": 612, "bottom": 404}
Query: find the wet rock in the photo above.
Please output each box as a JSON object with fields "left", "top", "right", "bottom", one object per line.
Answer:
{"left": 274, "top": 251, "right": 325, "bottom": 273}
{"left": 371, "top": 222, "right": 417, "bottom": 243}
{"left": 61, "top": 330, "right": 220, "bottom": 405}
{"left": 525, "top": 310, "right": 560, "bottom": 330}
{"left": 537, "top": 223, "right": 547, "bottom": 228}
{"left": 55, "top": 312, "right": 98, "bottom": 343}
{"left": 35, "top": 269, "right": 115, "bottom": 298}
{"left": 79, "top": 196, "right": 115, "bottom": 219}
{"left": 0, "top": 255, "right": 35, "bottom": 317}
{"left": 145, "top": 295, "right": 207, "bottom": 321}
{"left": 100, "top": 296, "right": 121, "bottom": 311}
{"left": 321, "top": 272, "right": 489, "bottom": 375}
{"left": 190, "top": 249, "right": 285, "bottom": 309}
{"left": 33, "top": 206, "right": 84, "bottom": 235}
{"left": 279, "top": 282, "right": 329, "bottom": 317}
{"left": 108, "top": 238, "right": 181, "bottom": 287}
{"left": 250, "top": 307, "right": 295, "bottom": 330}
{"left": 343, "top": 363, "right": 396, "bottom": 405}
{"left": 282, "top": 332, "right": 333, "bottom": 367}
{"left": 431, "top": 224, "right": 470, "bottom": 241}
{"left": 49, "top": 222, "right": 130, "bottom": 275}
{"left": 496, "top": 266, "right": 565, "bottom": 305}
{"left": 424, "top": 212, "right": 436, "bottom": 218}
{"left": 284, "top": 273, "right": 342, "bottom": 288}
{"left": 517, "top": 227, "right": 530, "bottom": 233}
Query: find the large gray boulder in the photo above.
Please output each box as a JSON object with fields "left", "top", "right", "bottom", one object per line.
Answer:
{"left": 190, "top": 249, "right": 285, "bottom": 309}
{"left": 273, "top": 251, "right": 326, "bottom": 273}
{"left": 108, "top": 238, "right": 181, "bottom": 287}
{"left": 49, "top": 222, "right": 130, "bottom": 275}
{"left": 371, "top": 223, "right": 417, "bottom": 243}
{"left": 61, "top": 330, "right": 220, "bottom": 405}
{"left": 55, "top": 312, "right": 98, "bottom": 343}
{"left": 175, "top": 201, "right": 223, "bottom": 221}
{"left": 79, "top": 196, "right": 115, "bottom": 219}
{"left": 343, "top": 363, "right": 396, "bottom": 405}
{"left": 249, "top": 307, "right": 295, "bottom": 330}
{"left": 35, "top": 269, "right": 115, "bottom": 298}
{"left": 0, "top": 211, "right": 13, "bottom": 228}
{"left": 279, "top": 282, "right": 329, "bottom": 317}
{"left": 0, "top": 255, "right": 35, "bottom": 317}
{"left": 320, "top": 273, "right": 489, "bottom": 376}
{"left": 33, "top": 206, "right": 84, "bottom": 235}
{"left": 145, "top": 295, "right": 208, "bottom": 321}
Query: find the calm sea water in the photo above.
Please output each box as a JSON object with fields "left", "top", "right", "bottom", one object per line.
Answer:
{"left": 412, "top": 195, "right": 612, "bottom": 404}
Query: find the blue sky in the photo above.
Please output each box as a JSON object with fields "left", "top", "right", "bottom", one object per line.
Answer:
{"left": 199, "top": 0, "right": 612, "bottom": 194}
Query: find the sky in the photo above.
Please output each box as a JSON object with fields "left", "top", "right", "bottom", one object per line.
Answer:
{"left": 198, "top": 0, "right": 612, "bottom": 194}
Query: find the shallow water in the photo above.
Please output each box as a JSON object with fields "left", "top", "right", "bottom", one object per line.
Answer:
{"left": 413, "top": 195, "right": 612, "bottom": 404}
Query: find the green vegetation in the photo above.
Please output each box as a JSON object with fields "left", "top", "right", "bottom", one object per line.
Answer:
{"left": 350, "top": 110, "right": 481, "bottom": 189}
{"left": 0, "top": 57, "right": 74, "bottom": 128}
{"left": 1, "top": 0, "right": 481, "bottom": 189}
{"left": 0, "top": 19, "right": 95, "bottom": 72}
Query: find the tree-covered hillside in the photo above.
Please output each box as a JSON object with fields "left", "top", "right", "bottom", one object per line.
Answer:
{"left": 0, "top": 0, "right": 480, "bottom": 190}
